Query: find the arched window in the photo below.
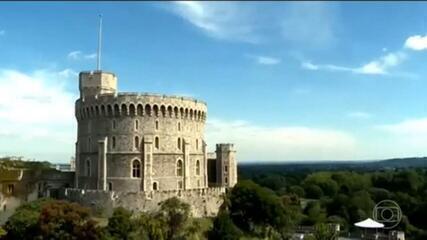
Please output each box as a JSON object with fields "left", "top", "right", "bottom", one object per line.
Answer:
{"left": 137, "top": 104, "right": 143, "bottom": 116}
{"left": 107, "top": 105, "right": 113, "bottom": 116}
{"left": 129, "top": 104, "right": 136, "bottom": 116}
{"left": 86, "top": 159, "right": 91, "bottom": 177}
{"left": 196, "top": 160, "right": 200, "bottom": 175}
{"left": 112, "top": 136, "right": 116, "bottom": 149}
{"left": 132, "top": 159, "right": 141, "bottom": 178}
{"left": 153, "top": 105, "right": 159, "bottom": 117}
{"left": 155, "top": 120, "right": 159, "bottom": 130}
{"left": 177, "top": 138, "right": 181, "bottom": 150}
{"left": 145, "top": 105, "right": 151, "bottom": 116}
{"left": 225, "top": 177, "right": 228, "bottom": 184}
{"left": 135, "top": 136, "right": 139, "bottom": 149}
{"left": 155, "top": 137, "right": 159, "bottom": 149}
{"left": 121, "top": 104, "right": 128, "bottom": 115}
{"left": 225, "top": 165, "right": 228, "bottom": 173}
{"left": 161, "top": 105, "right": 166, "bottom": 117}
{"left": 176, "top": 160, "right": 183, "bottom": 176}
{"left": 135, "top": 120, "right": 139, "bottom": 130}
{"left": 108, "top": 182, "right": 113, "bottom": 191}
{"left": 114, "top": 104, "right": 120, "bottom": 116}
{"left": 153, "top": 182, "right": 158, "bottom": 191}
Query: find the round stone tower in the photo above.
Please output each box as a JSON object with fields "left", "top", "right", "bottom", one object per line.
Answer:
{"left": 74, "top": 71, "right": 208, "bottom": 192}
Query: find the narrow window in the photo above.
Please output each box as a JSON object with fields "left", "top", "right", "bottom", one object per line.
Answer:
{"left": 225, "top": 177, "right": 228, "bottom": 184}
{"left": 112, "top": 120, "right": 116, "bottom": 129}
{"left": 196, "top": 139, "right": 199, "bottom": 150}
{"left": 132, "top": 160, "right": 141, "bottom": 178}
{"left": 112, "top": 136, "right": 116, "bottom": 149}
{"left": 135, "top": 120, "right": 139, "bottom": 130}
{"left": 177, "top": 138, "right": 181, "bottom": 150}
{"left": 155, "top": 137, "right": 159, "bottom": 149}
{"left": 7, "top": 184, "right": 14, "bottom": 194}
{"left": 196, "top": 160, "right": 200, "bottom": 176}
{"left": 153, "top": 182, "right": 158, "bottom": 191}
{"left": 108, "top": 182, "right": 113, "bottom": 191}
{"left": 86, "top": 159, "right": 91, "bottom": 177}
{"left": 178, "top": 181, "right": 183, "bottom": 190}
{"left": 177, "top": 160, "right": 183, "bottom": 176}
{"left": 135, "top": 136, "right": 139, "bottom": 149}
{"left": 178, "top": 122, "right": 181, "bottom": 131}
{"left": 88, "top": 137, "right": 91, "bottom": 152}
{"left": 225, "top": 165, "right": 228, "bottom": 173}
{"left": 155, "top": 120, "right": 159, "bottom": 130}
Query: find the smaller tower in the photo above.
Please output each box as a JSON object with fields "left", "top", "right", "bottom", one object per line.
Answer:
{"left": 215, "top": 144, "right": 237, "bottom": 187}
{"left": 79, "top": 71, "right": 117, "bottom": 98}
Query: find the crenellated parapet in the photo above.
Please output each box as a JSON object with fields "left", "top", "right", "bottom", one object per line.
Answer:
{"left": 75, "top": 93, "right": 207, "bottom": 122}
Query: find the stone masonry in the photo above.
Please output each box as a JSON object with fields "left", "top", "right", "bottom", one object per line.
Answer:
{"left": 68, "top": 70, "right": 237, "bottom": 217}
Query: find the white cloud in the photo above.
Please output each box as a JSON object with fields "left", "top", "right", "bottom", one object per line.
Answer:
{"left": 67, "top": 50, "right": 97, "bottom": 60}
{"left": 256, "top": 56, "right": 281, "bottom": 65}
{"left": 281, "top": 2, "right": 338, "bottom": 47}
{"left": 67, "top": 51, "right": 82, "bottom": 60}
{"left": 301, "top": 62, "right": 319, "bottom": 70}
{"left": 84, "top": 53, "right": 97, "bottom": 59}
{"left": 247, "top": 55, "right": 281, "bottom": 65}
{"left": 404, "top": 35, "right": 427, "bottom": 51}
{"left": 206, "top": 118, "right": 357, "bottom": 162}
{"left": 170, "top": 1, "right": 259, "bottom": 43}
{"left": 347, "top": 111, "right": 372, "bottom": 119}
{"left": 378, "top": 118, "right": 427, "bottom": 135}
{"left": 0, "top": 69, "right": 77, "bottom": 162}
{"left": 302, "top": 51, "right": 406, "bottom": 75}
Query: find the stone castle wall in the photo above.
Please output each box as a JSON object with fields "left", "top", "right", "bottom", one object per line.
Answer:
{"left": 64, "top": 187, "right": 226, "bottom": 218}
{"left": 75, "top": 93, "right": 209, "bottom": 192}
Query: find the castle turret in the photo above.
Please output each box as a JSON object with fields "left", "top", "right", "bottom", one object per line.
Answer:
{"left": 215, "top": 144, "right": 237, "bottom": 187}
{"left": 79, "top": 71, "right": 117, "bottom": 99}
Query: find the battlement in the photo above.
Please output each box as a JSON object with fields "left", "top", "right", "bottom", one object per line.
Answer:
{"left": 79, "top": 71, "right": 117, "bottom": 98}
{"left": 75, "top": 93, "right": 207, "bottom": 122}
{"left": 216, "top": 143, "right": 235, "bottom": 152}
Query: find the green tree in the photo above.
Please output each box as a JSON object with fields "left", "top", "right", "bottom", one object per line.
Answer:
{"left": 303, "top": 201, "right": 327, "bottom": 225}
{"left": 208, "top": 211, "right": 242, "bottom": 240}
{"left": 308, "top": 223, "right": 338, "bottom": 240}
{"left": 36, "top": 200, "right": 101, "bottom": 240}
{"left": 156, "top": 197, "right": 191, "bottom": 240}
{"left": 132, "top": 213, "right": 165, "bottom": 240}
{"left": 3, "top": 199, "right": 51, "bottom": 239}
{"left": 0, "top": 227, "right": 7, "bottom": 238}
{"left": 228, "top": 180, "right": 290, "bottom": 236}
{"left": 289, "top": 185, "right": 305, "bottom": 198}
{"left": 305, "top": 185, "right": 324, "bottom": 199}
{"left": 106, "top": 207, "right": 134, "bottom": 240}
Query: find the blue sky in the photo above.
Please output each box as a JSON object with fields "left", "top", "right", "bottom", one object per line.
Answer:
{"left": 2, "top": 2, "right": 427, "bottom": 163}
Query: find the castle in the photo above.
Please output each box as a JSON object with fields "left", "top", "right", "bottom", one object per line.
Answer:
{"left": 63, "top": 70, "right": 238, "bottom": 217}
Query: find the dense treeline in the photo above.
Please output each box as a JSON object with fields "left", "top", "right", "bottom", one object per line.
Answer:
{"left": 2, "top": 166, "right": 427, "bottom": 239}
{"left": 238, "top": 167, "right": 427, "bottom": 239}
{"left": 0, "top": 157, "right": 52, "bottom": 170}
